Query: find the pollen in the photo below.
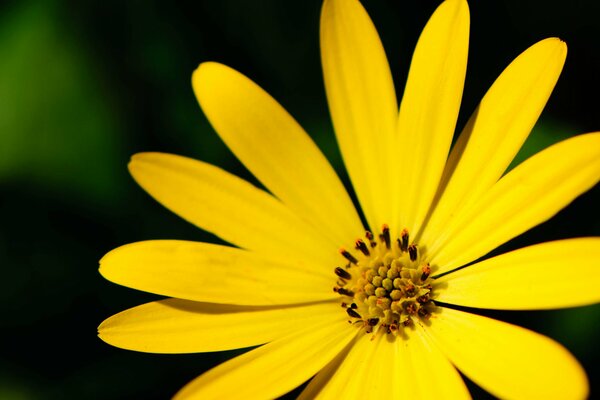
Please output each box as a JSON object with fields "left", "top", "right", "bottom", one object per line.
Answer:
{"left": 334, "top": 226, "right": 435, "bottom": 336}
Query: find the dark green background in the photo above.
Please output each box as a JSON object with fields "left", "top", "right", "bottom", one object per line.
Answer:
{"left": 1, "top": 0, "right": 598, "bottom": 398}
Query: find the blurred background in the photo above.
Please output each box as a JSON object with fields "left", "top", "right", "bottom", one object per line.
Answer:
{"left": 1, "top": 0, "right": 598, "bottom": 398}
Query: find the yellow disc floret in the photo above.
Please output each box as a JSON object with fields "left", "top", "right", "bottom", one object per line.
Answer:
{"left": 334, "top": 226, "right": 435, "bottom": 336}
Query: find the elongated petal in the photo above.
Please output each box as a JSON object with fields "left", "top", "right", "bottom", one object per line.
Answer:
{"left": 430, "top": 132, "right": 600, "bottom": 273}
{"left": 301, "top": 326, "right": 469, "bottom": 400}
{"left": 424, "top": 308, "right": 588, "bottom": 400}
{"left": 421, "top": 38, "right": 567, "bottom": 246}
{"left": 192, "top": 62, "right": 363, "bottom": 246}
{"left": 297, "top": 337, "right": 356, "bottom": 400}
{"left": 320, "top": 0, "right": 398, "bottom": 233}
{"left": 129, "top": 152, "right": 338, "bottom": 267}
{"left": 359, "top": 328, "right": 469, "bottom": 399}
{"left": 174, "top": 317, "right": 356, "bottom": 400}
{"left": 100, "top": 240, "right": 334, "bottom": 305}
{"left": 435, "top": 238, "right": 600, "bottom": 310}
{"left": 302, "top": 333, "right": 381, "bottom": 399}
{"left": 402, "top": 324, "right": 471, "bottom": 399}
{"left": 396, "top": 0, "right": 469, "bottom": 236}
{"left": 98, "top": 299, "right": 340, "bottom": 353}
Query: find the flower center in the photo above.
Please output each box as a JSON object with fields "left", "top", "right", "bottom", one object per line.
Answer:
{"left": 334, "top": 225, "right": 435, "bottom": 336}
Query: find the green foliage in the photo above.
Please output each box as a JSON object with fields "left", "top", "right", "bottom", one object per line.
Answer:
{"left": 0, "top": 2, "right": 124, "bottom": 204}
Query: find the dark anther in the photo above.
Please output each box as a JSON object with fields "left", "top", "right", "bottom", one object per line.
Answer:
{"left": 340, "top": 302, "right": 347, "bottom": 308}
{"left": 400, "top": 229, "right": 409, "bottom": 252}
{"left": 418, "top": 307, "right": 431, "bottom": 319}
{"left": 405, "top": 302, "right": 417, "bottom": 315}
{"left": 365, "top": 231, "right": 377, "bottom": 247}
{"left": 421, "top": 264, "right": 431, "bottom": 281}
{"left": 335, "top": 267, "right": 352, "bottom": 280}
{"left": 404, "top": 284, "right": 416, "bottom": 297}
{"left": 408, "top": 244, "right": 418, "bottom": 261}
{"left": 355, "top": 239, "right": 370, "bottom": 256}
{"left": 379, "top": 224, "right": 391, "bottom": 249}
{"left": 350, "top": 303, "right": 358, "bottom": 309}
{"left": 337, "top": 288, "right": 354, "bottom": 297}
{"left": 340, "top": 249, "right": 358, "bottom": 265}
{"left": 402, "top": 319, "right": 413, "bottom": 327}
{"left": 346, "top": 308, "right": 361, "bottom": 319}
{"left": 368, "top": 318, "right": 379, "bottom": 326}
{"left": 417, "top": 294, "right": 430, "bottom": 304}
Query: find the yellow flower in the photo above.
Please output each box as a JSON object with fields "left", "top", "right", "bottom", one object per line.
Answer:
{"left": 98, "top": 0, "right": 600, "bottom": 398}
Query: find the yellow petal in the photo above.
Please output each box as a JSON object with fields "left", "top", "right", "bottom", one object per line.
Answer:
{"left": 424, "top": 307, "right": 588, "bottom": 400}
{"left": 396, "top": 0, "right": 469, "bottom": 236}
{"left": 401, "top": 324, "right": 471, "bottom": 399}
{"left": 430, "top": 132, "right": 600, "bottom": 273}
{"left": 421, "top": 38, "right": 567, "bottom": 246}
{"left": 192, "top": 62, "right": 363, "bottom": 246}
{"left": 435, "top": 238, "right": 600, "bottom": 310}
{"left": 297, "top": 338, "right": 355, "bottom": 400}
{"left": 301, "top": 326, "right": 469, "bottom": 400}
{"left": 129, "top": 152, "right": 339, "bottom": 267}
{"left": 302, "top": 333, "right": 381, "bottom": 399}
{"left": 320, "top": 0, "right": 398, "bottom": 233}
{"left": 174, "top": 317, "right": 356, "bottom": 400}
{"left": 100, "top": 240, "right": 334, "bottom": 305}
{"left": 98, "top": 299, "right": 341, "bottom": 353}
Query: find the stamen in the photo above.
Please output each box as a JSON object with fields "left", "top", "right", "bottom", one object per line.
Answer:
{"left": 334, "top": 267, "right": 352, "bottom": 280}
{"left": 346, "top": 308, "right": 361, "bottom": 319}
{"left": 365, "top": 231, "right": 376, "bottom": 248}
{"left": 355, "top": 239, "right": 370, "bottom": 256}
{"left": 379, "top": 224, "right": 391, "bottom": 249}
{"left": 418, "top": 308, "right": 431, "bottom": 319}
{"left": 400, "top": 228, "right": 409, "bottom": 252}
{"left": 408, "top": 244, "right": 418, "bottom": 261}
{"left": 340, "top": 248, "right": 358, "bottom": 265}
{"left": 405, "top": 302, "right": 417, "bottom": 315}
{"left": 336, "top": 288, "right": 354, "bottom": 297}
{"left": 417, "top": 294, "right": 430, "bottom": 304}
{"left": 421, "top": 264, "right": 431, "bottom": 281}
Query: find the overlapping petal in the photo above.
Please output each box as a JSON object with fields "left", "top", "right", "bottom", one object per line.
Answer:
{"left": 402, "top": 324, "right": 471, "bottom": 399}
{"left": 98, "top": 299, "right": 340, "bottom": 354}
{"left": 305, "top": 335, "right": 382, "bottom": 399}
{"left": 421, "top": 38, "right": 567, "bottom": 246}
{"left": 434, "top": 238, "right": 600, "bottom": 310}
{"left": 300, "top": 325, "right": 469, "bottom": 399}
{"left": 424, "top": 307, "right": 588, "bottom": 400}
{"left": 192, "top": 62, "right": 363, "bottom": 246}
{"left": 396, "top": 0, "right": 469, "bottom": 236}
{"left": 320, "top": 0, "right": 398, "bottom": 233}
{"left": 430, "top": 132, "right": 600, "bottom": 273}
{"left": 174, "top": 318, "right": 356, "bottom": 400}
{"left": 128, "top": 152, "right": 339, "bottom": 268}
{"left": 299, "top": 333, "right": 381, "bottom": 399}
{"left": 297, "top": 337, "right": 356, "bottom": 400}
{"left": 100, "top": 240, "right": 334, "bottom": 305}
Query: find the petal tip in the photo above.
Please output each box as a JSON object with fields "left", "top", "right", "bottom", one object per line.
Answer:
{"left": 192, "top": 61, "right": 224, "bottom": 88}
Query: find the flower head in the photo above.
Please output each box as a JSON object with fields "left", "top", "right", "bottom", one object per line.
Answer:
{"left": 99, "top": 0, "right": 600, "bottom": 398}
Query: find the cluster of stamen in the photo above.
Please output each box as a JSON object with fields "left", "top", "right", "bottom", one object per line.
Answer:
{"left": 334, "top": 225, "right": 435, "bottom": 336}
